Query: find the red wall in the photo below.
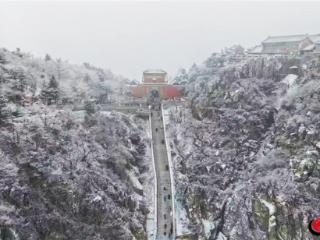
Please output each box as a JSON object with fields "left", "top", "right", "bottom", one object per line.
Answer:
{"left": 162, "top": 86, "right": 182, "bottom": 98}
{"left": 130, "top": 85, "right": 148, "bottom": 98}
{"left": 130, "top": 85, "right": 182, "bottom": 99}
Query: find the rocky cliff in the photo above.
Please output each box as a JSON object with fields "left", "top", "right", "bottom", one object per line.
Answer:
{"left": 166, "top": 48, "right": 320, "bottom": 239}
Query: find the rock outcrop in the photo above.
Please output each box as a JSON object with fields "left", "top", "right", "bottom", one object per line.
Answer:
{"left": 166, "top": 48, "right": 320, "bottom": 239}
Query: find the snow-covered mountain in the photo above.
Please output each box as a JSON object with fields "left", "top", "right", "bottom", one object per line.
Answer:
{"left": 165, "top": 47, "right": 320, "bottom": 239}
{"left": 2, "top": 44, "right": 320, "bottom": 240}
{"left": 0, "top": 48, "right": 152, "bottom": 240}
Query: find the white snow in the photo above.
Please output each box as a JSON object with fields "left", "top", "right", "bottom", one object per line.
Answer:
{"left": 127, "top": 170, "right": 143, "bottom": 191}
{"left": 51, "top": 167, "right": 63, "bottom": 176}
{"left": 10, "top": 229, "right": 20, "bottom": 240}
{"left": 147, "top": 113, "right": 157, "bottom": 240}
{"left": 91, "top": 195, "right": 102, "bottom": 203}
{"left": 162, "top": 103, "right": 178, "bottom": 238}
{"left": 175, "top": 200, "right": 192, "bottom": 236}
{"left": 217, "top": 232, "right": 228, "bottom": 240}
{"left": 260, "top": 199, "right": 276, "bottom": 232}
{"left": 260, "top": 199, "right": 276, "bottom": 215}
{"left": 163, "top": 103, "right": 194, "bottom": 238}
{"left": 146, "top": 217, "right": 155, "bottom": 240}
{"left": 281, "top": 74, "right": 298, "bottom": 87}
{"left": 201, "top": 218, "right": 215, "bottom": 238}
{"left": 0, "top": 204, "right": 15, "bottom": 212}
{"left": 71, "top": 110, "right": 86, "bottom": 119}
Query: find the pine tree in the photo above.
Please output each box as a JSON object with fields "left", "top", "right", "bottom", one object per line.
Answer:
{"left": 45, "top": 53, "right": 52, "bottom": 61}
{"left": 173, "top": 68, "right": 188, "bottom": 84}
{"left": 83, "top": 73, "right": 91, "bottom": 83}
{"left": 84, "top": 100, "right": 97, "bottom": 126}
{"left": 0, "top": 95, "right": 9, "bottom": 123}
{"left": 0, "top": 52, "right": 7, "bottom": 64}
{"left": 40, "top": 76, "right": 60, "bottom": 105}
{"left": 56, "top": 59, "right": 66, "bottom": 80}
{"left": 48, "top": 75, "right": 59, "bottom": 88}
{"left": 84, "top": 101, "right": 96, "bottom": 115}
{"left": 96, "top": 83, "right": 112, "bottom": 104}
{"left": 10, "top": 67, "right": 26, "bottom": 92}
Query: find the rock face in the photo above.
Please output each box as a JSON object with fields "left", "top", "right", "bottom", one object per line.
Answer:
{"left": 0, "top": 48, "right": 150, "bottom": 239}
{"left": 167, "top": 48, "right": 320, "bottom": 239}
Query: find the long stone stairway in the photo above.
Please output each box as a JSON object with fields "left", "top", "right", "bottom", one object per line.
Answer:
{"left": 150, "top": 104, "right": 175, "bottom": 240}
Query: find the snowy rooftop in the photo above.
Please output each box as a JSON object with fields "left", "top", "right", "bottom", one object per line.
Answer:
{"left": 248, "top": 45, "right": 263, "bottom": 54}
{"left": 143, "top": 69, "right": 167, "bottom": 74}
{"left": 262, "top": 34, "right": 308, "bottom": 44}
{"left": 302, "top": 44, "right": 316, "bottom": 51}
{"left": 309, "top": 34, "right": 320, "bottom": 43}
{"left": 262, "top": 33, "right": 320, "bottom": 44}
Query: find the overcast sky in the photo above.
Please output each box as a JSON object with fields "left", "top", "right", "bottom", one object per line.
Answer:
{"left": 1, "top": 1, "right": 320, "bottom": 80}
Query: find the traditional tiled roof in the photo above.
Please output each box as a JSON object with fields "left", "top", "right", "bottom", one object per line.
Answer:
{"left": 262, "top": 34, "right": 308, "bottom": 44}
{"left": 143, "top": 69, "right": 167, "bottom": 74}
{"left": 262, "top": 33, "right": 320, "bottom": 44}
{"left": 302, "top": 44, "right": 316, "bottom": 51}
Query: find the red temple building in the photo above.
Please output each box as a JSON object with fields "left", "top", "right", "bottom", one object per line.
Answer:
{"left": 129, "top": 69, "right": 182, "bottom": 99}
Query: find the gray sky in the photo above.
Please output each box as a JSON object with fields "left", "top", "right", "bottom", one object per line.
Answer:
{"left": 1, "top": 1, "right": 320, "bottom": 80}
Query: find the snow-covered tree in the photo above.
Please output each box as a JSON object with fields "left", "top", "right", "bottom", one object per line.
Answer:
{"left": 45, "top": 53, "right": 52, "bottom": 61}
{"left": 0, "top": 51, "right": 7, "bottom": 64}
{"left": 40, "top": 75, "right": 60, "bottom": 105}
{"left": 84, "top": 100, "right": 96, "bottom": 115}
{"left": 0, "top": 95, "right": 9, "bottom": 123}
{"left": 9, "top": 67, "right": 27, "bottom": 92}
{"left": 173, "top": 68, "right": 188, "bottom": 84}
{"left": 94, "top": 82, "right": 113, "bottom": 104}
{"left": 56, "top": 58, "right": 67, "bottom": 80}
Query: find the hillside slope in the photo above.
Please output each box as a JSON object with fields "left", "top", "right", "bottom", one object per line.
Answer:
{"left": 0, "top": 48, "right": 151, "bottom": 240}
{"left": 166, "top": 48, "right": 320, "bottom": 239}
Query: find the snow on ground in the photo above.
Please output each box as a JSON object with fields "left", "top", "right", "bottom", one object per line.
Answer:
{"left": 91, "top": 195, "right": 103, "bottom": 203}
{"left": 175, "top": 199, "right": 192, "bottom": 237}
{"left": 281, "top": 74, "right": 298, "bottom": 87}
{"left": 144, "top": 116, "right": 156, "bottom": 240}
{"left": 217, "top": 232, "right": 228, "bottom": 240}
{"left": 163, "top": 102, "right": 193, "bottom": 237}
{"left": 0, "top": 47, "right": 152, "bottom": 239}
{"left": 260, "top": 199, "right": 276, "bottom": 215}
{"left": 201, "top": 218, "right": 215, "bottom": 239}
{"left": 162, "top": 103, "right": 178, "bottom": 238}
{"left": 259, "top": 199, "right": 276, "bottom": 231}
{"left": 127, "top": 170, "right": 143, "bottom": 198}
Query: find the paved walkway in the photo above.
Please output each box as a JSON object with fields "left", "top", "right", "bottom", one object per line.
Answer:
{"left": 150, "top": 105, "right": 174, "bottom": 240}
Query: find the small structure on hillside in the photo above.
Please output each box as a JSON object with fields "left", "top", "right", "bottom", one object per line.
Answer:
{"left": 129, "top": 69, "right": 183, "bottom": 99}
{"left": 248, "top": 33, "right": 320, "bottom": 55}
